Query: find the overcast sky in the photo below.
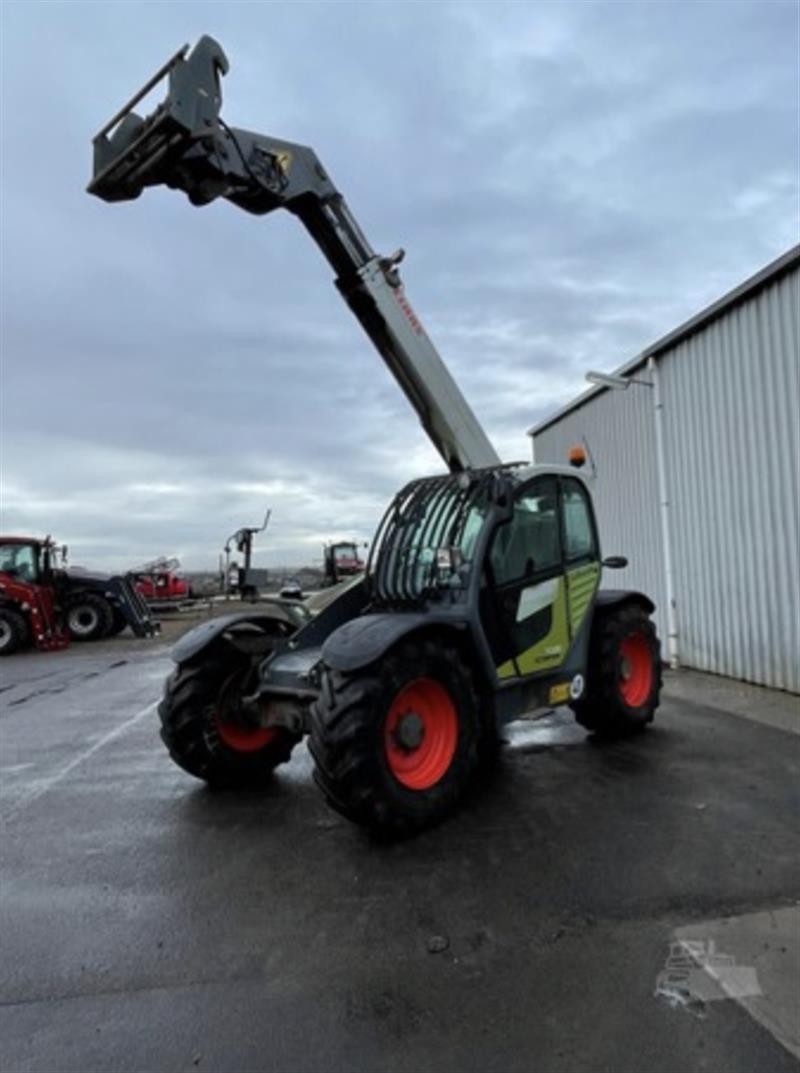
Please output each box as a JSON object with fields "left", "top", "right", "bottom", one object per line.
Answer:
{"left": 1, "top": 0, "right": 798, "bottom": 572}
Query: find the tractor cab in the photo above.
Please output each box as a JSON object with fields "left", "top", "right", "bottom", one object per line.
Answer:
{"left": 0, "top": 536, "right": 71, "bottom": 589}
{"left": 0, "top": 536, "right": 64, "bottom": 584}
{"left": 0, "top": 539, "right": 39, "bottom": 583}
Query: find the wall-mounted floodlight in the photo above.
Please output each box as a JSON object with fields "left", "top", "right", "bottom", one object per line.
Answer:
{"left": 586, "top": 370, "right": 632, "bottom": 390}
{"left": 586, "top": 370, "right": 653, "bottom": 390}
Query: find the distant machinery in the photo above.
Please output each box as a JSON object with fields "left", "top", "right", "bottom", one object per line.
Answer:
{"left": 224, "top": 508, "right": 271, "bottom": 600}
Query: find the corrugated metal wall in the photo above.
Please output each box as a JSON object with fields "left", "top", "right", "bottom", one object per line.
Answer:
{"left": 533, "top": 265, "right": 799, "bottom": 692}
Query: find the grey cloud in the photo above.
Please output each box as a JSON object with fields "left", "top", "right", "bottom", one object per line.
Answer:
{"left": 2, "top": 0, "right": 796, "bottom": 569}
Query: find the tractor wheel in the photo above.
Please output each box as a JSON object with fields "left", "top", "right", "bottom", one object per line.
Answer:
{"left": 571, "top": 603, "right": 662, "bottom": 738}
{"left": 0, "top": 608, "right": 28, "bottom": 656}
{"left": 309, "top": 637, "right": 480, "bottom": 836}
{"left": 158, "top": 650, "right": 300, "bottom": 786}
{"left": 66, "top": 593, "right": 113, "bottom": 642}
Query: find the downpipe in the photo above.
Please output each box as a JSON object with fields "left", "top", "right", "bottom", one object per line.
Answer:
{"left": 649, "top": 356, "right": 679, "bottom": 669}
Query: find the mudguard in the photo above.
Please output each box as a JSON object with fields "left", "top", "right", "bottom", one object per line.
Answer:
{"left": 594, "top": 590, "right": 655, "bottom": 614}
{"left": 172, "top": 604, "right": 309, "bottom": 664}
{"left": 321, "top": 611, "right": 468, "bottom": 674}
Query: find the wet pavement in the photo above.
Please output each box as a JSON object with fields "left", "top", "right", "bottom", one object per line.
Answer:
{"left": 1, "top": 637, "right": 798, "bottom": 1072}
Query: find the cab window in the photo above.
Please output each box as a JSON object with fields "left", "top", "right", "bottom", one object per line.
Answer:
{"left": 562, "top": 478, "right": 597, "bottom": 561}
{"left": 1, "top": 544, "right": 37, "bottom": 581}
{"left": 489, "top": 477, "right": 561, "bottom": 585}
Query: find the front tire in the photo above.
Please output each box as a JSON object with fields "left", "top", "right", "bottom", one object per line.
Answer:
{"left": 571, "top": 602, "right": 662, "bottom": 738}
{"left": 310, "top": 637, "right": 480, "bottom": 836}
{"left": 158, "top": 649, "right": 300, "bottom": 786}
{"left": 66, "top": 592, "right": 113, "bottom": 642}
{"left": 0, "top": 608, "right": 28, "bottom": 656}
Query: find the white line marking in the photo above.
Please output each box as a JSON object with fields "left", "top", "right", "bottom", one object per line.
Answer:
{"left": 2, "top": 701, "right": 157, "bottom": 824}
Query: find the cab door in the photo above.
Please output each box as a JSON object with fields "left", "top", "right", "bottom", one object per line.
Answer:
{"left": 480, "top": 475, "right": 570, "bottom": 681}
{"left": 560, "top": 476, "right": 602, "bottom": 643}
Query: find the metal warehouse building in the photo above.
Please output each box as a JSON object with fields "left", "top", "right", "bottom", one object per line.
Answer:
{"left": 530, "top": 244, "right": 799, "bottom": 693}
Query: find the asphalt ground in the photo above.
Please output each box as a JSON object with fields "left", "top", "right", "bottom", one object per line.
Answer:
{"left": 1, "top": 627, "right": 798, "bottom": 1073}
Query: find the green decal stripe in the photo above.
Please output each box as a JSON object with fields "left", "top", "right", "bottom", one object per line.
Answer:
{"left": 567, "top": 562, "right": 600, "bottom": 634}
{"left": 497, "top": 658, "right": 515, "bottom": 680}
{"left": 499, "top": 577, "right": 569, "bottom": 678}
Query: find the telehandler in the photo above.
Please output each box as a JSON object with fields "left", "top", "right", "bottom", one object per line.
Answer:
{"left": 88, "top": 37, "right": 661, "bottom": 834}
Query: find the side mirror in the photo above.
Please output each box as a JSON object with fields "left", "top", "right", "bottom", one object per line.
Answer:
{"left": 602, "top": 556, "right": 628, "bottom": 570}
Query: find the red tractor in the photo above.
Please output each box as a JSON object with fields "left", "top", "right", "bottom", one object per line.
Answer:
{"left": 0, "top": 537, "right": 69, "bottom": 655}
{"left": 322, "top": 541, "right": 366, "bottom": 587}
{"left": 0, "top": 535, "right": 158, "bottom": 656}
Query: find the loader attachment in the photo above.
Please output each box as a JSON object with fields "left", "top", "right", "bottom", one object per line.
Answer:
{"left": 88, "top": 37, "right": 227, "bottom": 204}
{"left": 88, "top": 35, "right": 336, "bottom": 216}
{"left": 110, "top": 575, "right": 160, "bottom": 638}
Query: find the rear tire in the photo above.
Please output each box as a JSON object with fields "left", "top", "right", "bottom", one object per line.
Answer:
{"left": 0, "top": 608, "right": 28, "bottom": 656}
{"left": 571, "top": 603, "right": 662, "bottom": 738}
{"left": 66, "top": 592, "right": 113, "bottom": 642}
{"left": 310, "top": 637, "right": 480, "bottom": 836}
{"left": 158, "top": 648, "right": 300, "bottom": 786}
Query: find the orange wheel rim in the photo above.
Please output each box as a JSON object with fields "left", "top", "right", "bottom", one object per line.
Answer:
{"left": 214, "top": 712, "right": 278, "bottom": 753}
{"left": 384, "top": 677, "right": 458, "bottom": 790}
{"left": 619, "top": 634, "right": 653, "bottom": 707}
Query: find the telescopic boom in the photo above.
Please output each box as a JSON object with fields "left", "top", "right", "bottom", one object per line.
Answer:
{"left": 88, "top": 36, "right": 500, "bottom": 473}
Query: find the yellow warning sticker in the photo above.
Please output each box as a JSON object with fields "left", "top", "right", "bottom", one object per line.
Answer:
{"left": 548, "top": 682, "right": 571, "bottom": 705}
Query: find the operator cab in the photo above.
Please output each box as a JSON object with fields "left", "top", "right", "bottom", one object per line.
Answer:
{"left": 332, "top": 544, "right": 363, "bottom": 573}
{"left": 0, "top": 542, "right": 38, "bottom": 582}
{"left": 0, "top": 538, "right": 61, "bottom": 585}
{"left": 481, "top": 466, "right": 599, "bottom": 680}
{"left": 368, "top": 464, "right": 602, "bottom": 686}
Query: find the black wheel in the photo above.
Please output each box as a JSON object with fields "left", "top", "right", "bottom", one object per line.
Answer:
{"left": 158, "top": 647, "right": 300, "bottom": 786}
{"left": 66, "top": 592, "right": 113, "bottom": 641}
{"left": 309, "top": 637, "right": 480, "bottom": 836}
{"left": 106, "top": 609, "right": 128, "bottom": 637}
{"left": 571, "top": 603, "right": 662, "bottom": 738}
{"left": 0, "top": 608, "right": 28, "bottom": 656}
